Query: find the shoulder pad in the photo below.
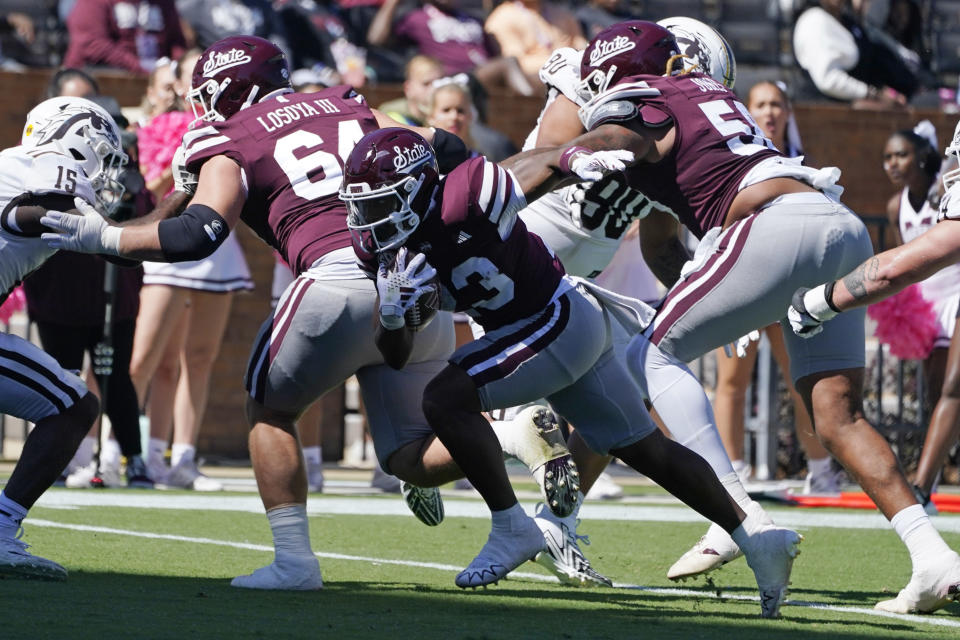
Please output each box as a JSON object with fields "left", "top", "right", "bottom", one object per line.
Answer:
{"left": 578, "top": 82, "right": 664, "bottom": 131}
{"left": 539, "top": 47, "right": 585, "bottom": 105}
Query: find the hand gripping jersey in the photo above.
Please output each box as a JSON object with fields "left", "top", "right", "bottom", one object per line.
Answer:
{"left": 356, "top": 157, "right": 566, "bottom": 330}
{"left": 0, "top": 146, "right": 96, "bottom": 302}
{"left": 183, "top": 86, "right": 379, "bottom": 275}
{"left": 581, "top": 72, "right": 780, "bottom": 238}
{"left": 519, "top": 48, "right": 659, "bottom": 278}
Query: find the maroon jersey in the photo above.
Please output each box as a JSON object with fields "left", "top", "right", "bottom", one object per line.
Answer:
{"left": 183, "top": 86, "right": 379, "bottom": 274}
{"left": 356, "top": 157, "right": 566, "bottom": 330}
{"left": 593, "top": 73, "right": 780, "bottom": 238}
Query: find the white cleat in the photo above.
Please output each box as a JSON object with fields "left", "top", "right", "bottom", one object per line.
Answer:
{"left": 585, "top": 471, "right": 623, "bottom": 501}
{"left": 533, "top": 504, "right": 611, "bottom": 587}
{"left": 231, "top": 555, "right": 323, "bottom": 590}
{"left": 519, "top": 407, "right": 580, "bottom": 518}
{"left": 456, "top": 517, "right": 545, "bottom": 589}
{"left": 875, "top": 551, "right": 960, "bottom": 614}
{"left": 401, "top": 482, "right": 444, "bottom": 526}
{"left": 667, "top": 522, "right": 742, "bottom": 581}
{"left": 668, "top": 501, "right": 774, "bottom": 581}
{"left": 0, "top": 527, "right": 68, "bottom": 581}
{"left": 742, "top": 526, "right": 803, "bottom": 618}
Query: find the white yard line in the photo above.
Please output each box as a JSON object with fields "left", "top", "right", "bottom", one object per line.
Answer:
{"left": 26, "top": 517, "right": 960, "bottom": 629}
{"left": 34, "top": 489, "right": 960, "bottom": 533}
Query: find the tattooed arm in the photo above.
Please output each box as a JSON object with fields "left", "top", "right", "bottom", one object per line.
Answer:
{"left": 830, "top": 220, "right": 960, "bottom": 310}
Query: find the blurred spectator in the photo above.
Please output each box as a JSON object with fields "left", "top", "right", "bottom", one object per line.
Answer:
{"left": 331, "top": 0, "right": 406, "bottom": 82}
{"left": 792, "top": 0, "right": 918, "bottom": 108}
{"left": 367, "top": 0, "right": 533, "bottom": 95}
{"left": 175, "top": 0, "right": 290, "bottom": 58}
{"left": 25, "top": 70, "right": 152, "bottom": 488}
{"left": 378, "top": 54, "right": 444, "bottom": 125}
{"left": 135, "top": 57, "right": 177, "bottom": 127}
{"left": 483, "top": 0, "right": 586, "bottom": 88}
{"left": 575, "top": 0, "right": 630, "bottom": 39}
{"left": 0, "top": 1, "right": 64, "bottom": 67}
{"left": 131, "top": 48, "right": 252, "bottom": 490}
{"left": 64, "top": 0, "right": 186, "bottom": 74}
{"left": 273, "top": 0, "right": 344, "bottom": 73}
{"left": 424, "top": 74, "right": 516, "bottom": 161}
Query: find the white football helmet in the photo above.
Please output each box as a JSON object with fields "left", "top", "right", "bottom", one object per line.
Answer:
{"left": 658, "top": 17, "right": 737, "bottom": 89}
{"left": 21, "top": 96, "right": 128, "bottom": 214}
{"left": 943, "top": 118, "right": 960, "bottom": 191}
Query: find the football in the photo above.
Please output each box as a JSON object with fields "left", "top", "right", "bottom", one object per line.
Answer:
{"left": 405, "top": 273, "right": 440, "bottom": 331}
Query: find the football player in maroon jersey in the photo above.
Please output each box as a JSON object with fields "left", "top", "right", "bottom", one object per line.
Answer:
{"left": 342, "top": 127, "right": 802, "bottom": 617}
{"left": 39, "top": 35, "right": 573, "bottom": 591}
{"left": 553, "top": 20, "right": 960, "bottom": 614}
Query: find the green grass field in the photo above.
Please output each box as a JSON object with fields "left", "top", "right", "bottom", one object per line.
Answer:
{"left": 2, "top": 478, "right": 959, "bottom": 639}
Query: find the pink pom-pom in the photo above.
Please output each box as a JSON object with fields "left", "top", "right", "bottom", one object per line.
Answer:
{"left": 0, "top": 286, "right": 26, "bottom": 325}
{"left": 867, "top": 284, "right": 939, "bottom": 360}
{"left": 137, "top": 111, "right": 194, "bottom": 183}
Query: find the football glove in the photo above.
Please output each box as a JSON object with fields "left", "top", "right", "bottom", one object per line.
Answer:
{"left": 41, "top": 197, "right": 122, "bottom": 255}
{"left": 561, "top": 147, "right": 635, "bottom": 182}
{"left": 172, "top": 143, "right": 199, "bottom": 195}
{"left": 376, "top": 247, "right": 437, "bottom": 330}
{"left": 787, "top": 284, "right": 839, "bottom": 338}
{"left": 723, "top": 329, "right": 761, "bottom": 358}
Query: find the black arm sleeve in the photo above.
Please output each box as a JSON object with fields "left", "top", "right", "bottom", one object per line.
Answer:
{"left": 156, "top": 204, "right": 229, "bottom": 262}
{"left": 432, "top": 128, "right": 471, "bottom": 174}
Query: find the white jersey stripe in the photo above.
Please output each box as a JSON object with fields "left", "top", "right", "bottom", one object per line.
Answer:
{"left": 465, "top": 301, "right": 562, "bottom": 378}
{"left": 478, "top": 162, "right": 494, "bottom": 216}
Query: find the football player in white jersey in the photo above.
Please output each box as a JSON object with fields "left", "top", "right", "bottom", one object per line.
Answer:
{"left": 788, "top": 123, "right": 960, "bottom": 613}
{"left": 0, "top": 96, "right": 126, "bottom": 581}
{"left": 504, "top": 17, "right": 780, "bottom": 586}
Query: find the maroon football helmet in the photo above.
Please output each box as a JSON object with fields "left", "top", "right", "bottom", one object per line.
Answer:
{"left": 340, "top": 128, "right": 440, "bottom": 253}
{"left": 578, "top": 21, "right": 680, "bottom": 101}
{"left": 188, "top": 35, "right": 291, "bottom": 124}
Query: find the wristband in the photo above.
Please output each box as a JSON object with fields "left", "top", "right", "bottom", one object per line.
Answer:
{"left": 803, "top": 283, "right": 839, "bottom": 321}
{"left": 101, "top": 226, "right": 123, "bottom": 255}
{"left": 559, "top": 145, "right": 591, "bottom": 176}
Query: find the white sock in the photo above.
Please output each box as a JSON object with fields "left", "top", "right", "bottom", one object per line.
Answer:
{"left": 720, "top": 471, "right": 752, "bottom": 510}
{"left": 0, "top": 491, "right": 27, "bottom": 535}
{"left": 491, "top": 503, "right": 529, "bottom": 532}
{"left": 629, "top": 339, "right": 736, "bottom": 478}
{"left": 100, "top": 438, "right": 121, "bottom": 468}
{"left": 147, "top": 438, "right": 167, "bottom": 466}
{"left": 303, "top": 446, "right": 322, "bottom": 466}
{"left": 70, "top": 436, "right": 97, "bottom": 470}
{"left": 171, "top": 443, "right": 196, "bottom": 467}
{"left": 807, "top": 456, "right": 831, "bottom": 477}
{"left": 890, "top": 504, "right": 953, "bottom": 568}
{"left": 266, "top": 504, "right": 314, "bottom": 560}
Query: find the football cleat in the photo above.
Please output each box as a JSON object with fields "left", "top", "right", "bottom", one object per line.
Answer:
{"left": 0, "top": 527, "right": 68, "bottom": 581}
{"left": 741, "top": 526, "right": 803, "bottom": 618}
{"left": 307, "top": 460, "right": 325, "bottom": 493}
{"left": 231, "top": 555, "right": 323, "bottom": 590}
{"left": 584, "top": 471, "right": 624, "bottom": 501}
{"left": 802, "top": 466, "right": 845, "bottom": 495}
{"left": 521, "top": 406, "right": 580, "bottom": 518}
{"left": 533, "top": 504, "right": 611, "bottom": 587}
{"left": 667, "top": 522, "right": 742, "bottom": 581}
{"left": 875, "top": 551, "right": 960, "bottom": 614}
{"left": 401, "top": 482, "right": 444, "bottom": 526}
{"left": 456, "top": 517, "right": 545, "bottom": 588}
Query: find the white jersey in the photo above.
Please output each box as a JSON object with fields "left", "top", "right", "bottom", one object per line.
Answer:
{"left": 902, "top": 187, "right": 960, "bottom": 301}
{"left": 0, "top": 146, "right": 95, "bottom": 299}
{"left": 518, "top": 47, "right": 660, "bottom": 285}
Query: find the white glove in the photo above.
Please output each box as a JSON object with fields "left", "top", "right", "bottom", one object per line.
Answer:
{"left": 723, "top": 329, "right": 761, "bottom": 358}
{"left": 172, "top": 143, "right": 198, "bottom": 195}
{"left": 568, "top": 149, "right": 634, "bottom": 181}
{"left": 787, "top": 284, "right": 839, "bottom": 338}
{"left": 40, "top": 197, "right": 122, "bottom": 255}
{"left": 376, "top": 247, "right": 437, "bottom": 330}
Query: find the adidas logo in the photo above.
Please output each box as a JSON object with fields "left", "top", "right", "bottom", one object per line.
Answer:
{"left": 457, "top": 231, "right": 472, "bottom": 244}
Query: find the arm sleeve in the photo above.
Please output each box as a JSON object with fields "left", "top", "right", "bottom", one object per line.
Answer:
{"left": 793, "top": 9, "right": 870, "bottom": 100}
